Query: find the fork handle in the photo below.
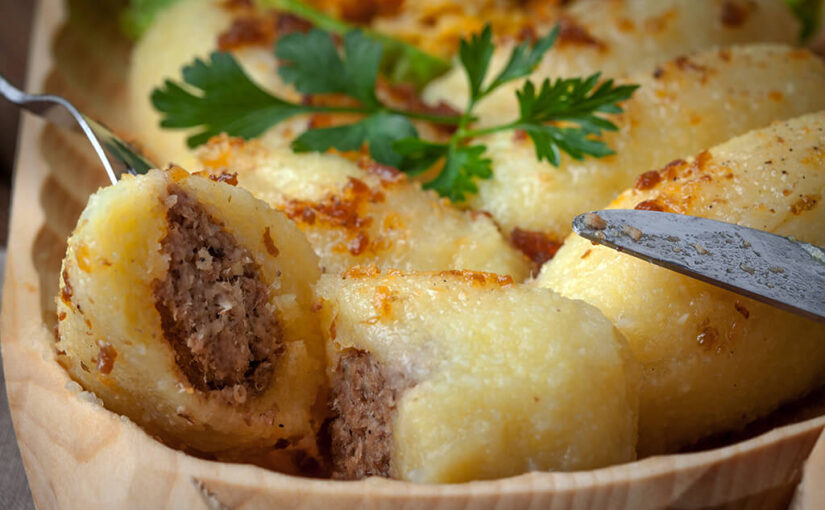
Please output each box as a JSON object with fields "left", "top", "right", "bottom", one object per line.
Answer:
{"left": 0, "top": 73, "right": 119, "bottom": 185}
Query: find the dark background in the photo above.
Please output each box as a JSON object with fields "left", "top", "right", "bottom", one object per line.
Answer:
{"left": 1, "top": 0, "right": 33, "bottom": 224}
{"left": 0, "top": 0, "right": 37, "bottom": 508}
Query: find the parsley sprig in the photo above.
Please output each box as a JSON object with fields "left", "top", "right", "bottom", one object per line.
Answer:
{"left": 120, "top": 0, "right": 180, "bottom": 40}
{"left": 259, "top": 0, "right": 451, "bottom": 88}
{"left": 152, "top": 24, "right": 638, "bottom": 202}
{"left": 390, "top": 25, "right": 638, "bottom": 200}
{"left": 783, "top": 0, "right": 823, "bottom": 41}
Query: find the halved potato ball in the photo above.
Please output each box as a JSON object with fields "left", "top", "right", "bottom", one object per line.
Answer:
{"left": 537, "top": 111, "right": 825, "bottom": 455}
{"left": 317, "top": 267, "right": 638, "bottom": 483}
{"left": 56, "top": 168, "right": 326, "bottom": 461}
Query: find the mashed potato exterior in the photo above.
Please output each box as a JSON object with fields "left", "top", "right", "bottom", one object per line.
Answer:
{"left": 537, "top": 112, "right": 825, "bottom": 455}
{"left": 129, "top": 0, "right": 307, "bottom": 168}
{"left": 423, "top": 0, "right": 799, "bottom": 123}
{"left": 198, "top": 136, "right": 531, "bottom": 279}
{"left": 318, "top": 268, "right": 638, "bottom": 483}
{"left": 112, "top": 0, "right": 825, "bottom": 471}
{"left": 465, "top": 45, "right": 825, "bottom": 244}
{"left": 131, "top": 0, "right": 799, "bottom": 170}
{"left": 56, "top": 169, "right": 326, "bottom": 457}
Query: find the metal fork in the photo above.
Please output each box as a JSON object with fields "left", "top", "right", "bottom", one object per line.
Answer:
{"left": 0, "top": 73, "right": 156, "bottom": 185}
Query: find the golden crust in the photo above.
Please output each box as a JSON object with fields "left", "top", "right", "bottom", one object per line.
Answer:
{"left": 198, "top": 137, "right": 531, "bottom": 279}
{"left": 310, "top": 0, "right": 564, "bottom": 58}
{"left": 424, "top": 0, "right": 799, "bottom": 124}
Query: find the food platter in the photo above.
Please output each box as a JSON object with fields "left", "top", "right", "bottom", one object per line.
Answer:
{"left": 3, "top": 1, "right": 825, "bottom": 508}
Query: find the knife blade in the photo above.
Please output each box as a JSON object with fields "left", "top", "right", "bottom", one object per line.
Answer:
{"left": 571, "top": 210, "right": 825, "bottom": 324}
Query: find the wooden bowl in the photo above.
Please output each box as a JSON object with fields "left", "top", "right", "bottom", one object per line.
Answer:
{"left": 4, "top": 1, "right": 825, "bottom": 508}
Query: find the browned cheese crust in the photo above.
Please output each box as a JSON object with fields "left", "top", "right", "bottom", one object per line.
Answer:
{"left": 153, "top": 184, "right": 282, "bottom": 402}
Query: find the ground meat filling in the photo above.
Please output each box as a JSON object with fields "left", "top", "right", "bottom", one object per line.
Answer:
{"left": 330, "top": 349, "right": 409, "bottom": 479}
{"left": 154, "top": 185, "right": 282, "bottom": 400}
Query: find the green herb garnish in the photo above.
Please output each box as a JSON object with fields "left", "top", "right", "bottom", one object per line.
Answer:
{"left": 390, "top": 25, "right": 637, "bottom": 201}
{"left": 783, "top": 0, "right": 823, "bottom": 41}
{"left": 151, "top": 52, "right": 310, "bottom": 147}
{"left": 152, "top": 25, "right": 638, "bottom": 202}
{"left": 258, "top": 0, "right": 451, "bottom": 89}
{"left": 120, "top": 0, "right": 181, "bottom": 40}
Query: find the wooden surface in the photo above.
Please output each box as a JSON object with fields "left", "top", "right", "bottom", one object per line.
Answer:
{"left": 0, "top": 0, "right": 34, "bottom": 182}
{"left": 0, "top": 0, "right": 39, "bottom": 508}
{"left": 0, "top": 247, "right": 34, "bottom": 510}
{"left": 3, "top": 1, "right": 825, "bottom": 508}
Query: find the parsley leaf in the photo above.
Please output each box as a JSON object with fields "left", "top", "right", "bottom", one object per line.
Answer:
{"left": 486, "top": 26, "right": 559, "bottom": 93}
{"left": 377, "top": 35, "right": 452, "bottom": 91}
{"left": 392, "top": 138, "right": 449, "bottom": 176}
{"left": 424, "top": 145, "right": 492, "bottom": 202}
{"left": 152, "top": 52, "right": 309, "bottom": 147}
{"left": 521, "top": 125, "right": 613, "bottom": 166}
{"left": 119, "top": 0, "right": 181, "bottom": 40}
{"left": 458, "top": 23, "right": 559, "bottom": 104}
{"left": 152, "top": 23, "right": 639, "bottom": 203}
{"left": 459, "top": 25, "right": 495, "bottom": 102}
{"left": 292, "top": 113, "right": 417, "bottom": 167}
{"left": 783, "top": 0, "right": 823, "bottom": 41}
{"left": 277, "top": 30, "right": 382, "bottom": 108}
{"left": 258, "top": 0, "right": 451, "bottom": 89}
{"left": 516, "top": 75, "right": 638, "bottom": 128}
{"left": 511, "top": 75, "right": 638, "bottom": 166}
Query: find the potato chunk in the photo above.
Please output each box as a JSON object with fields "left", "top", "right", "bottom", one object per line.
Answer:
{"left": 129, "top": 0, "right": 306, "bottom": 168}
{"left": 198, "top": 136, "right": 530, "bottom": 279}
{"left": 462, "top": 45, "right": 825, "bottom": 250}
{"left": 56, "top": 169, "right": 325, "bottom": 461}
{"left": 317, "top": 268, "right": 638, "bottom": 483}
{"left": 132, "top": 0, "right": 800, "bottom": 169}
{"left": 424, "top": 0, "right": 798, "bottom": 124}
{"left": 536, "top": 112, "right": 825, "bottom": 455}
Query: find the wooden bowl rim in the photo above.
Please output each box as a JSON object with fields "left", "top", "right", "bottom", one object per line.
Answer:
{"left": 3, "top": 2, "right": 825, "bottom": 506}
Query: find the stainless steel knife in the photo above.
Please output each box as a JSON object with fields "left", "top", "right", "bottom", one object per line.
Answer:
{"left": 572, "top": 210, "right": 825, "bottom": 324}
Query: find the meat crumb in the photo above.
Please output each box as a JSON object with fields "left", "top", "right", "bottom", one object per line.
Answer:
{"left": 621, "top": 224, "right": 643, "bottom": 241}
{"left": 583, "top": 212, "right": 607, "bottom": 230}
